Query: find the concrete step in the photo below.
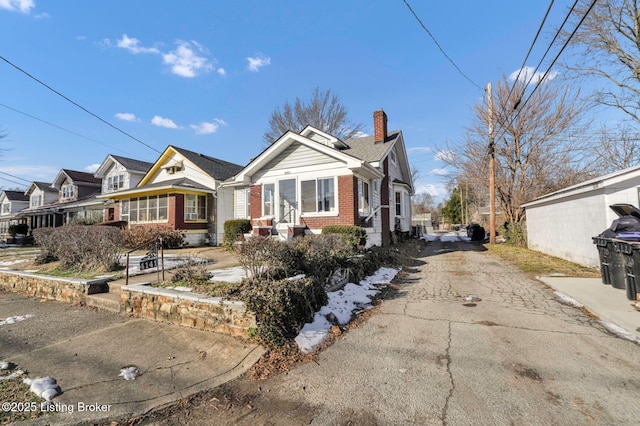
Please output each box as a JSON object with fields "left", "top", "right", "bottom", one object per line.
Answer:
{"left": 108, "top": 281, "right": 124, "bottom": 294}
{"left": 86, "top": 292, "right": 121, "bottom": 313}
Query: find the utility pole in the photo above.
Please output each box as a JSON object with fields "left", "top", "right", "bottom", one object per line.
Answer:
{"left": 488, "top": 82, "right": 496, "bottom": 244}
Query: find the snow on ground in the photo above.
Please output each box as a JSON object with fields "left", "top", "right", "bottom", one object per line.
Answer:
{"left": 295, "top": 267, "right": 399, "bottom": 354}
{"left": 598, "top": 321, "right": 640, "bottom": 344}
{"left": 120, "top": 255, "right": 208, "bottom": 276}
{"left": 0, "top": 314, "right": 34, "bottom": 326}
{"left": 0, "top": 259, "right": 27, "bottom": 268}
{"left": 554, "top": 291, "right": 584, "bottom": 308}
{"left": 24, "top": 376, "right": 61, "bottom": 402}
{"left": 208, "top": 266, "right": 246, "bottom": 283}
{"left": 119, "top": 366, "right": 139, "bottom": 380}
{"left": 422, "top": 232, "right": 471, "bottom": 243}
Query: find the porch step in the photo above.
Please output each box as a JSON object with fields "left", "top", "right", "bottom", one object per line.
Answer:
{"left": 108, "top": 281, "right": 124, "bottom": 294}
{"left": 86, "top": 292, "right": 121, "bottom": 313}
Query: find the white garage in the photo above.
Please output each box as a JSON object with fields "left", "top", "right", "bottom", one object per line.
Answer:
{"left": 523, "top": 165, "right": 640, "bottom": 268}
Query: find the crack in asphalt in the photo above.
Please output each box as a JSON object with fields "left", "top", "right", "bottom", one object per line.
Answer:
{"left": 441, "top": 320, "right": 454, "bottom": 426}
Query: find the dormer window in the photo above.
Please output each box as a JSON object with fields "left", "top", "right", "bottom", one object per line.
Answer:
{"left": 62, "top": 184, "right": 75, "bottom": 200}
{"left": 1, "top": 203, "right": 10, "bottom": 214}
{"left": 107, "top": 175, "right": 124, "bottom": 192}
{"left": 31, "top": 195, "right": 42, "bottom": 208}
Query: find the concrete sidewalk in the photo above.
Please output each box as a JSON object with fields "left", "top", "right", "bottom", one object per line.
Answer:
{"left": 0, "top": 292, "right": 263, "bottom": 425}
{"left": 538, "top": 276, "right": 640, "bottom": 341}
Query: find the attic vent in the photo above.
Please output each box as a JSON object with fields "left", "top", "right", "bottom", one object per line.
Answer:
{"left": 164, "top": 161, "right": 183, "bottom": 174}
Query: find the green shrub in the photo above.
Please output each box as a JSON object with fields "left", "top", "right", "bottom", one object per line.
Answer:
{"left": 33, "top": 225, "right": 125, "bottom": 272}
{"left": 240, "top": 276, "right": 327, "bottom": 347}
{"left": 321, "top": 225, "right": 367, "bottom": 249}
{"left": 223, "top": 219, "right": 252, "bottom": 251}
{"left": 123, "top": 224, "right": 185, "bottom": 249}
{"left": 503, "top": 222, "right": 527, "bottom": 247}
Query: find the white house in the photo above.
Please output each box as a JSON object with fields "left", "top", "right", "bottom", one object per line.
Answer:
{"left": 522, "top": 165, "right": 640, "bottom": 268}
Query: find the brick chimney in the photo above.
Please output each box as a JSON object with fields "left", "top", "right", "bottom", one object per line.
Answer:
{"left": 374, "top": 109, "right": 387, "bottom": 143}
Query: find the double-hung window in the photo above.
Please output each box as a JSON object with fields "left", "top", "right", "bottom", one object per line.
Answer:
{"left": 395, "top": 191, "right": 403, "bottom": 216}
{"left": 62, "top": 184, "right": 74, "bottom": 200}
{"left": 358, "top": 179, "right": 370, "bottom": 215}
{"left": 263, "top": 183, "right": 275, "bottom": 216}
{"left": 301, "top": 178, "right": 335, "bottom": 214}
{"left": 185, "top": 194, "right": 206, "bottom": 221}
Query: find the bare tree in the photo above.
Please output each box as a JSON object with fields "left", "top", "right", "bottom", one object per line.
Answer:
{"left": 563, "top": 0, "right": 640, "bottom": 124}
{"left": 593, "top": 125, "right": 640, "bottom": 173}
{"left": 443, "top": 75, "right": 592, "bottom": 231}
{"left": 263, "top": 87, "right": 365, "bottom": 144}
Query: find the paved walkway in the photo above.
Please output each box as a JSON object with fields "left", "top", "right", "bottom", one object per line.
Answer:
{"left": 0, "top": 291, "right": 263, "bottom": 425}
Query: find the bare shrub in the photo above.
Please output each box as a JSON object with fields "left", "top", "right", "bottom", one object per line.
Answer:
{"left": 33, "top": 225, "right": 125, "bottom": 272}
{"left": 123, "top": 224, "right": 185, "bottom": 249}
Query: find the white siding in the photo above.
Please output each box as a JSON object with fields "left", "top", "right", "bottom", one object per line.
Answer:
{"left": 526, "top": 176, "right": 640, "bottom": 268}
{"left": 216, "top": 186, "right": 236, "bottom": 244}
{"left": 234, "top": 187, "right": 250, "bottom": 219}
{"left": 151, "top": 153, "right": 217, "bottom": 189}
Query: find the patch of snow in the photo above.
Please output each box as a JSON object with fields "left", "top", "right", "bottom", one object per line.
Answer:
{"left": 423, "top": 234, "right": 439, "bottom": 242}
{"left": 288, "top": 274, "right": 306, "bottom": 281}
{"left": 295, "top": 267, "right": 399, "bottom": 354}
{"left": 165, "top": 286, "right": 193, "bottom": 292}
{"left": 464, "top": 295, "right": 482, "bottom": 302}
{"left": 23, "top": 377, "right": 61, "bottom": 401}
{"left": 598, "top": 321, "right": 640, "bottom": 343}
{"left": 554, "top": 291, "right": 583, "bottom": 308}
{"left": 0, "top": 361, "right": 10, "bottom": 370}
{"left": 208, "top": 266, "right": 246, "bottom": 283}
{"left": 119, "top": 366, "right": 139, "bottom": 380}
{"left": 0, "top": 314, "right": 34, "bottom": 326}
{"left": 0, "top": 370, "right": 24, "bottom": 381}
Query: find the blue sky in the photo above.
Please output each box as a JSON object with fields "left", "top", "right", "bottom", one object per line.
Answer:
{"left": 0, "top": 1, "right": 597, "bottom": 202}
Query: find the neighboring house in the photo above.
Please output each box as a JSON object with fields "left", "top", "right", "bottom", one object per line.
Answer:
{"left": 20, "top": 181, "right": 60, "bottom": 229}
{"left": 523, "top": 165, "right": 640, "bottom": 268}
{"left": 0, "top": 190, "right": 29, "bottom": 240}
{"left": 224, "top": 109, "right": 413, "bottom": 247}
{"left": 99, "top": 145, "right": 244, "bottom": 246}
{"left": 93, "top": 154, "right": 153, "bottom": 221}
{"left": 19, "top": 170, "right": 104, "bottom": 230}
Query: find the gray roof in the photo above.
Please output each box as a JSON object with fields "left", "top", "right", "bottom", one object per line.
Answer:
{"left": 111, "top": 155, "right": 154, "bottom": 173}
{"left": 341, "top": 131, "right": 401, "bottom": 162}
{"left": 171, "top": 146, "right": 244, "bottom": 181}
{"left": 32, "top": 182, "right": 58, "bottom": 193}
{"left": 3, "top": 190, "right": 29, "bottom": 202}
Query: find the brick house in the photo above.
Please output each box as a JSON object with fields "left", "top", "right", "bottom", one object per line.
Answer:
{"left": 99, "top": 146, "right": 244, "bottom": 246}
{"left": 224, "top": 109, "right": 413, "bottom": 246}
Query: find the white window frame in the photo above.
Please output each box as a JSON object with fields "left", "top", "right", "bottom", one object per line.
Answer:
{"left": 31, "top": 194, "right": 42, "bottom": 208}
{"left": 262, "top": 183, "right": 275, "bottom": 217}
{"left": 358, "top": 179, "right": 371, "bottom": 215}
{"left": 301, "top": 177, "right": 336, "bottom": 215}
{"left": 1, "top": 202, "right": 10, "bottom": 214}
{"left": 185, "top": 194, "right": 206, "bottom": 221}
{"left": 395, "top": 191, "right": 403, "bottom": 217}
{"left": 107, "top": 174, "right": 125, "bottom": 192}
{"left": 62, "top": 184, "right": 74, "bottom": 200}
{"left": 126, "top": 195, "right": 169, "bottom": 223}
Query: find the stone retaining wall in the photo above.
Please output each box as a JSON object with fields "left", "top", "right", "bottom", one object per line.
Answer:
{"left": 0, "top": 270, "right": 108, "bottom": 305}
{"left": 120, "top": 284, "right": 256, "bottom": 338}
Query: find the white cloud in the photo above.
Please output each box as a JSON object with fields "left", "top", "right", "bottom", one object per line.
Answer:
{"left": 0, "top": 0, "right": 35, "bottom": 14}
{"left": 190, "top": 118, "right": 226, "bottom": 135}
{"left": 246, "top": 55, "right": 271, "bottom": 72}
{"left": 34, "top": 11, "right": 48, "bottom": 19}
{"left": 116, "top": 34, "right": 160, "bottom": 54}
{"left": 435, "top": 150, "right": 455, "bottom": 163}
{"left": 429, "top": 168, "right": 450, "bottom": 176}
{"left": 84, "top": 164, "right": 100, "bottom": 173}
{"left": 163, "top": 40, "right": 212, "bottom": 78}
{"left": 414, "top": 181, "right": 449, "bottom": 201}
{"left": 114, "top": 112, "right": 137, "bottom": 122}
{"left": 151, "top": 115, "right": 179, "bottom": 129}
{"left": 408, "top": 146, "right": 433, "bottom": 153}
{"left": 509, "top": 66, "right": 558, "bottom": 85}
{"left": 217, "top": 68, "right": 226, "bottom": 76}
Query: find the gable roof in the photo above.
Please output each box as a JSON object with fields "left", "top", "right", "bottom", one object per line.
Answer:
{"left": 94, "top": 154, "right": 154, "bottom": 178}
{"left": 26, "top": 181, "right": 58, "bottom": 196}
{"left": 342, "top": 130, "right": 402, "bottom": 163}
{"left": 171, "top": 146, "right": 245, "bottom": 181}
{"left": 2, "top": 190, "right": 29, "bottom": 202}
{"left": 53, "top": 169, "right": 102, "bottom": 188}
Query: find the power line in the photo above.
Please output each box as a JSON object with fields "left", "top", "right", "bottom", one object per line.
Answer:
{"left": 0, "top": 176, "right": 27, "bottom": 188}
{"left": 0, "top": 103, "right": 138, "bottom": 157}
{"left": 0, "top": 55, "right": 161, "bottom": 155}
{"left": 491, "top": 0, "right": 596, "bottom": 146}
{"left": 402, "top": 0, "right": 483, "bottom": 91}
{"left": 0, "top": 170, "right": 31, "bottom": 183}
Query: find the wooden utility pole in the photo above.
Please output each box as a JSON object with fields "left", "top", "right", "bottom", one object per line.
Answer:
{"left": 488, "top": 82, "right": 496, "bottom": 244}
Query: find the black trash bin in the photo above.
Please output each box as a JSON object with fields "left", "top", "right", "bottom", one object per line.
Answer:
{"left": 592, "top": 236, "right": 612, "bottom": 285}
{"left": 594, "top": 204, "right": 640, "bottom": 290}
{"left": 618, "top": 240, "right": 640, "bottom": 300}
